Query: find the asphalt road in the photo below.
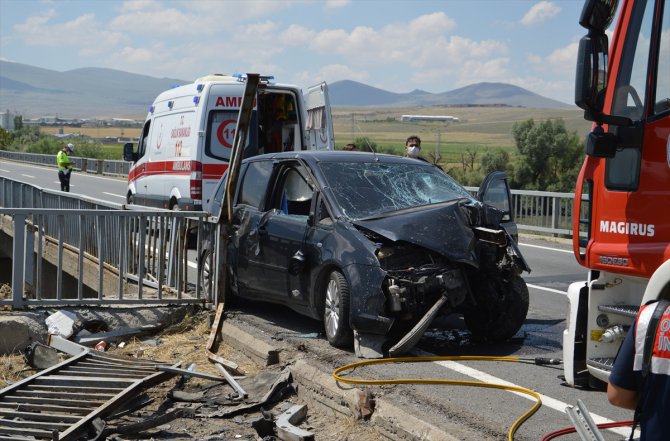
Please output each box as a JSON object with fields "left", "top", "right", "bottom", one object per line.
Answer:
{"left": 0, "top": 159, "right": 637, "bottom": 440}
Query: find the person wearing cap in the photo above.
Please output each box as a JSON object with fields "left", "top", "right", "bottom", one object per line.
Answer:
{"left": 57, "top": 143, "right": 74, "bottom": 192}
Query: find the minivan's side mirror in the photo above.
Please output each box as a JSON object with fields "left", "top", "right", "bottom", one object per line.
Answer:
{"left": 123, "top": 142, "right": 137, "bottom": 162}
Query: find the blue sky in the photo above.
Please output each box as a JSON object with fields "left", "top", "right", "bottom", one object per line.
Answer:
{"left": 0, "top": 0, "right": 601, "bottom": 104}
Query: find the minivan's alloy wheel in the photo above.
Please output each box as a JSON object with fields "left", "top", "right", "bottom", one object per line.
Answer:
{"left": 200, "top": 248, "right": 212, "bottom": 301}
{"left": 324, "top": 270, "right": 353, "bottom": 347}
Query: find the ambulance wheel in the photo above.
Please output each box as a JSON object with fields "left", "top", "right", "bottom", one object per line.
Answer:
{"left": 463, "top": 274, "right": 529, "bottom": 342}
{"left": 127, "top": 193, "right": 134, "bottom": 205}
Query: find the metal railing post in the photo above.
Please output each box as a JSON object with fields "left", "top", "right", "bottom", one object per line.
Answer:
{"left": 12, "top": 214, "right": 26, "bottom": 309}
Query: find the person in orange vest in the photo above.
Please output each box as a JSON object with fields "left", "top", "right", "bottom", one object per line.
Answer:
{"left": 608, "top": 299, "right": 670, "bottom": 441}
{"left": 57, "top": 143, "right": 74, "bottom": 192}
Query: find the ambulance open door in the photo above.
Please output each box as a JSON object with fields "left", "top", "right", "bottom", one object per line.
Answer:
{"left": 304, "top": 82, "right": 334, "bottom": 150}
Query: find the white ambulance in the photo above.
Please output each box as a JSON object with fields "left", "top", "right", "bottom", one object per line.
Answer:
{"left": 123, "top": 74, "right": 334, "bottom": 212}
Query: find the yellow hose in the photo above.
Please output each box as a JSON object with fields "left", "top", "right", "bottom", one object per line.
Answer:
{"left": 333, "top": 355, "right": 542, "bottom": 441}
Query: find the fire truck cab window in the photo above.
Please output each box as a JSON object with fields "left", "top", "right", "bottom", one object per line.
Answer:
{"left": 654, "top": 0, "right": 670, "bottom": 115}
{"left": 610, "top": 1, "right": 654, "bottom": 121}
{"left": 605, "top": 1, "right": 656, "bottom": 192}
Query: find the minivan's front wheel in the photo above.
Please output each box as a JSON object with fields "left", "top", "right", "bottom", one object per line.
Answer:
{"left": 463, "top": 274, "right": 529, "bottom": 342}
{"left": 323, "top": 270, "right": 353, "bottom": 347}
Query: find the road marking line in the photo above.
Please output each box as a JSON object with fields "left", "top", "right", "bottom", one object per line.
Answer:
{"left": 520, "top": 243, "right": 573, "bottom": 254}
{"left": 0, "top": 168, "right": 10, "bottom": 172}
{"left": 412, "top": 349, "right": 632, "bottom": 437}
{"left": 434, "top": 360, "right": 631, "bottom": 437}
{"left": 21, "top": 174, "right": 35, "bottom": 178}
{"left": 527, "top": 283, "right": 568, "bottom": 295}
{"left": 103, "top": 192, "right": 126, "bottom": 199}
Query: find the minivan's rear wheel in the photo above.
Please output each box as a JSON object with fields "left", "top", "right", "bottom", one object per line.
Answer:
{"left": 323, "top": 270, "right": 353, "bottom": 347}
{"left": 463, "top": 274, "right": 529, "bottom": 342}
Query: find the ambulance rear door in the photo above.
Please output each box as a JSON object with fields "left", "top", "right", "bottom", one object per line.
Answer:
{"left": 304, "top": 82, "right": 334, "bottom": 150}
{"left": 201, "top": 84, "right": 258, "bottom": 213}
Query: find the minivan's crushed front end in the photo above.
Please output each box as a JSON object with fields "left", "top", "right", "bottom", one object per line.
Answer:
{"left": 347, "top": 199, "right": 530, "bottom": 357}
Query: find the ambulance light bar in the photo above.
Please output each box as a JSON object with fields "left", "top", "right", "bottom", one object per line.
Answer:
{"left": 232, "top": 73, "right": 275, "bottom": 83}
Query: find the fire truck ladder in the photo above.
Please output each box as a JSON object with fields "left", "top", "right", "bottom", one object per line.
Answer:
{"left": 0, "top": 340, "right": 179, "bottom": 441}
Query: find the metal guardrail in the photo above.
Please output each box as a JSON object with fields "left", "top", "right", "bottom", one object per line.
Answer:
{"left": 0, "top": 149, "right": 580, "bottom": 237}
{"left": 0, "top": 150, "right": 131, "bottom": 176}
{"left": 0, "top": 176, "right": 212, "bottom": 308}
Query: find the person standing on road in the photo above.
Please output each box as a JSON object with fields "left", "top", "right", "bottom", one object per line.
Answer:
{"left": 608, "top": 299, "right": 670, "bottom": 441}
{"left": 57, "top": 143, "right": 74, "bottom": 192}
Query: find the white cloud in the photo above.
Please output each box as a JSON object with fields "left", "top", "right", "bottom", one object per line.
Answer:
{"left": 521, "top": 2, "right": 561, "bottom": 26}
{"left": 528, "top": 41, "right": 579, "bottom": 76}
{"left": 295, "top": 64, "right": 369, "bottom": 86}
{"left": 13, "top": 10, "right": 126, "bottom": 55}
{"left": 280, "top": 24, "right": 317, "bottom": 45}
{"left": 325, "top": 0, "right": 351, "bottom": 9}
{"left": 283, "top": 12, "right": 459, "bottom": 67}
{"left": 110, "top": 4, "right": 202, "bottom": 36}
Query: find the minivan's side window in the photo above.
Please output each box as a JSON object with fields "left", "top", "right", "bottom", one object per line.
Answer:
{"left": 238, "top": 161, "right": 273, "bottom": 209}
{"left": 276, "top": 167, "right": 313, "bottom": 218}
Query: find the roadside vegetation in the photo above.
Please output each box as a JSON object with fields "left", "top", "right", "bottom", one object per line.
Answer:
{"left": 1, "top": 106, "right": 588, "bottom": 192}
{"left": 0, "top": 116, "right": 122, "bottom": 160}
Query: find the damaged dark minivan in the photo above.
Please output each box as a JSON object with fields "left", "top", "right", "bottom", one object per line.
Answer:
{"left": 204, "top": 151, "right": 530, "bottom": 357}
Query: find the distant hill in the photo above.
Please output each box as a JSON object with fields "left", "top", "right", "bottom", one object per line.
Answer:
{"left": 329, "top": 80, "right": 572, "bottom": 109}
{"left": 0, "top": 61, "right": 188, "bottom": 118}
{"left": 0, "top": 61, "right": 573, "bottom": 118}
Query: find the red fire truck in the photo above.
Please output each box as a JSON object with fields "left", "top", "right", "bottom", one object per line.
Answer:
{"left": 563, "top": 0, "right": 669, "bottom": 387}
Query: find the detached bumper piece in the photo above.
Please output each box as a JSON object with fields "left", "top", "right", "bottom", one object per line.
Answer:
{"left": 388, "top": 294, "right": 448, "bottom": 357}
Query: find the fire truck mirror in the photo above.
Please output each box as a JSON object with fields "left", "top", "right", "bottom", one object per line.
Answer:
{"left": 579, "top": 0, "right": 619, "bottom": 33}
{"left": 575, "top": 33, "right": 609, "bottom": 117}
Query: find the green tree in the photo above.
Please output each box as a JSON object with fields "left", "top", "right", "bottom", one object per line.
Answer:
{"left": 354, "top": 136, "right": 381, "bottom": 153}
{"left": 511, "top": 118, "right": 583, "bottom": 191}
{"left": 13, "top": 115, "right": 23, "bottom": 131}
{"left": 480, "top": 149, "right": 510, "bottom": 175}
{"left": 0, "top": 128, "right": 12, "bottom": 150}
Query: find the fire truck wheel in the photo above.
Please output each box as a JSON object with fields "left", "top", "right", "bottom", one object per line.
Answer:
{"left": 463, "top": 274, "right": 529, "bottom": 342}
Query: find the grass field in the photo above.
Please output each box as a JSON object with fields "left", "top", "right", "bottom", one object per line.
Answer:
{"left": 38, "top": 105, "right": 591, "bottom": 162}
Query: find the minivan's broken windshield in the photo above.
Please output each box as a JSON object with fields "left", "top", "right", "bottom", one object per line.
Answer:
{"left": 319, "top": 161, "right": 474, "bottom": 219}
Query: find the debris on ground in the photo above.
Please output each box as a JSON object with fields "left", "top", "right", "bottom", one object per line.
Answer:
{"left": 0, "top": 307, "right": 383, "bottom": 440}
